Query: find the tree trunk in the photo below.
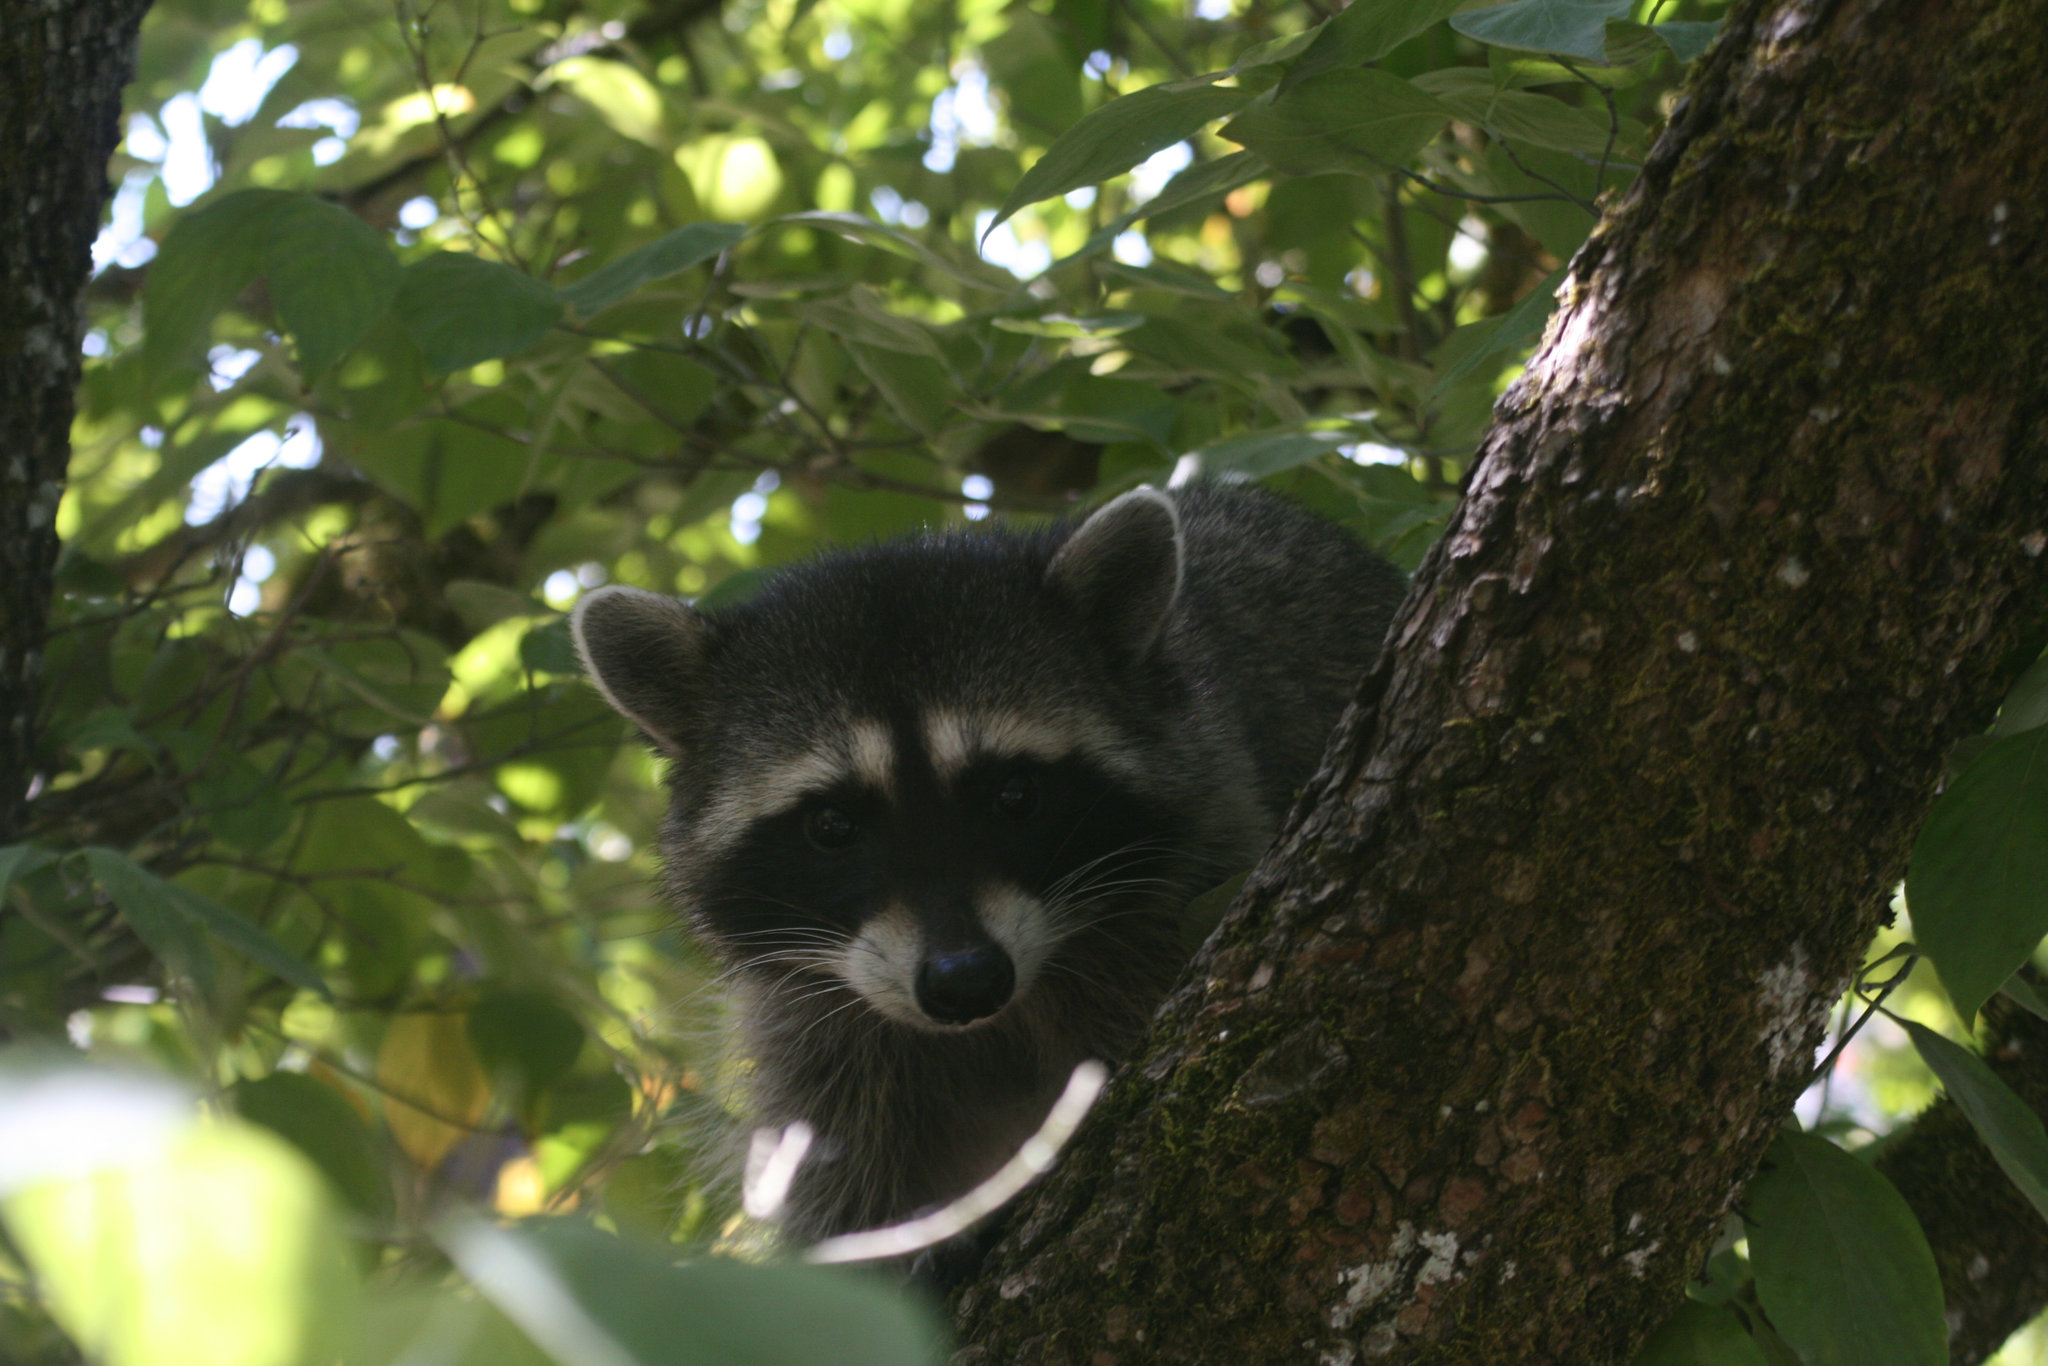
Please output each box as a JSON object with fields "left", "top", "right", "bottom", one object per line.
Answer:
{"left": 953, "top": 0, "right": 2048, "bottom": 1361}
{"left": 0, "top": 0, "right": 153, "bottom": 844}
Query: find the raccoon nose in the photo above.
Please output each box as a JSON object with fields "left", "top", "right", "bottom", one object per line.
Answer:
{"left": 914, "top": 944, "right": 1015, "bottom": 1025}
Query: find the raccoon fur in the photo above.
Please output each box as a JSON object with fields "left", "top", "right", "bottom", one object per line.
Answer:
{"left": 570, "top": 482, "right": 1406, "bottom": 1242}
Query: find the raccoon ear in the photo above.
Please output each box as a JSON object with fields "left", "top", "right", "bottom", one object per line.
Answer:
{"left": 570, "top": 586, "right": 711, "bottom": 757}
{"left": 1045, "top": 485, "right": 1183, "bottom": 658}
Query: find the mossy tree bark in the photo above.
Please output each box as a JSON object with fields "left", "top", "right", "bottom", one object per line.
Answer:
{"left": 954, "top": 0, "right": 2048, "bottom": 1361}
{"left": 0, "top": 0, "right": 154, "bottom": 845}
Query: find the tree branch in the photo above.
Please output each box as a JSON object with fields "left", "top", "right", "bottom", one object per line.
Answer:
{"left": 954, "top": 0, "right": 2048, "bottom": 1359}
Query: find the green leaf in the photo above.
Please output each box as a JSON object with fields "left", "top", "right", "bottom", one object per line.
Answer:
{"left": 559, "top": 221, "right": 748, "bottom": 316}
{"left": 142, "top": 189, "right": 292, "bottom": 370}
{"left": 1899, "top": 1017, "right": 2048, "bottom": 1227}
{"left": 1992, "top": 650, "right": 2048, "bottom": 737}
{"left": 520, "top": 618, "right": 582, "bottom": 674}
{"left": 1653, "top": 19, "right": 1721, "bottom": 63}
{"left": 235, "top": 1072, "right": 393, "bottom": 1220}
{"left": 1230, "top": 28, "right": 1322, "bottom": 75}
{"left": 1220, "top": 70, "right": 1451, "bottom": 178}
{"left": 778, "top": 212, "right": 1009, "bottom": 295}
{"left": 989, "top": 82, "right": 1254, "bottom": 235}
{"left": 1411, "top": 77, "right": 1617, "bottom": 154}
{"left": 5, "top": 1090, "right": 358, "bottom": 1366}
{"left": 1430, "top": 266, "right": 1565, "bottom": 397}
{"left": 85, "top": 847, "right": 330, "bottom": 1000}
{"left": 1632, "top": 1300, "right": 1769, "bottom": 1366}
{"left": 1906, "top": 726, "right": 2048, "bottom": 1022}
{"left": 848, "top": 338, "right": 952, "bottom": 431}
{"left": 843, "top": 340, "right": 949, "bottom": 438}
{"left": 794, "top": 287, "right": 947, "bottom": 359}
{"left": 1178, "top": 427, "right": 1355, "bottom": 482}
{"left": 1745, "top": 1130, "right": 1946, "bottom": 1366}
{"left": 159, "top": 879, "right": 332, "bottom": 1000}
{"left": 0, "top": 845, "right": 53, "bottom": 899}
{"left": 189, "top": 751, "right": 293, "bottom": 852}
{"left": 1449, "top": 0, "right": 1633, "bottom": 62}
{"left": 1287, "top": 0, "right": 1470, "bottom": 83}
{"left": 1058, "top": 152, "right": 1268, "bottom": 270}
{"left": 1135, "top": 150, "right": 1268, "bottom": 223}
{"left": 550, "top": 56, "right": 667, "bottom": 147}
{"left": 468, "top": 989, "right": 587, "bottom": 1103}
{"left": 990, "top": 312, "right": 1146, "bottom": 339}
{"left": 263, "top": 195, "right": 401, "bottom": 377}
{"left": 2001, "top": 974, "right": 2048, "bottom": 1023}
{"left": 86, "top": 847, "right": 217, "bottom": 998}
{"left": 442, "top": 1217, "right": 948, "bottom": 1366}
{"left": 394, "top": 252, "right": 564, "bottom": 371}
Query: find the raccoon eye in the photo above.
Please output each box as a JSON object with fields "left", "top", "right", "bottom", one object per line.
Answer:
{"left": 804, "top": 805, "right": 861, "bottom": 851}
{"left": 993, "top": 773, "right": 1039, "bottom": 819}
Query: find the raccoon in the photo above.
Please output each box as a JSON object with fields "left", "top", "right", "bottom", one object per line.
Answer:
{"left": 570, "top": 482, "right": 1407, "bottom": 1242}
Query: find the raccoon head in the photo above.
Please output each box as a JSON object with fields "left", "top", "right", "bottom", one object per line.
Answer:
{"left": 572, "top": 488, "right": 1222, "bottom": 1033}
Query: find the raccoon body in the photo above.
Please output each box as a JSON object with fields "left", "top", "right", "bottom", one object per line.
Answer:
{"left": 571, "top": 483, "right": 1407, "bottom": 1240}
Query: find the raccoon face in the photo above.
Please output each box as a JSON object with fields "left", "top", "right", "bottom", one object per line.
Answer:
{"left": 695, "top": 713, "right": 1178, "bottom": 1029}
{"left": 572, "top": 489, "right": 1206, "bottom": 1032}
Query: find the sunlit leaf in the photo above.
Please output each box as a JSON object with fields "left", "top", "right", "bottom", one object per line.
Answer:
{"left": 989, "top": 82, "right": 1253, "bottom": 235}
{"left": 1899, "top": 1017, "right": 2048, "bottom": 1227}
{"left": 1745, "top": 1130, "right": 1945, "bottom": 1366}
{"left": 3, "top": 1062, "right": 358, "bottom": 1366}
{"left": 551, "top": 56, "right": 667, "bottom": 148}
{"left": 1906, "top": 726, "right": 2048, "bottom": 1022}
{"left": 378, "top": 1011, "right": 492, "bottom": 1171}
{"left": 990, "top": 312, "right": 1146, "bottom": 339}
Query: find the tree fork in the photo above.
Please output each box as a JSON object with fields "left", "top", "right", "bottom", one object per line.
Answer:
{"left": 0, "top": 0, "right": 153, "bottom": 845}
{"left": 954, "top": 0, "right": 2048, "bottom": 1361}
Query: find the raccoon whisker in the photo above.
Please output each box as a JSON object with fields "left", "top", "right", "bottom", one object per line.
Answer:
{"left": 1044, "top": 876, "right": 1182, "bottom": 908}
{"left": 715, "top": 926, "right": 849, "bottom": 944}
{"left": 1038, "top": 840, "right": 1185, "bottom": 902}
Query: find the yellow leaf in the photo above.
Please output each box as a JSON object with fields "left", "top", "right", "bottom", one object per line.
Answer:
{"left": 377, "top": 1012, "right": 490, "bottom": 1171}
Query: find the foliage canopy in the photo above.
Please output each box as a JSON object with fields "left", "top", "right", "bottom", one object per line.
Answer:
{"left": 7, "top": 0, "right": 2048, "bottom": 1360}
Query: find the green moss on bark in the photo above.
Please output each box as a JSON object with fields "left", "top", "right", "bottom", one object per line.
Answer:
{"left": 954, "top": 0, "right": 2048, "bottom": 1360}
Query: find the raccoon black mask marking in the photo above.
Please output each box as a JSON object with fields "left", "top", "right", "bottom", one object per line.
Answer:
{"left": 571, "top": 483, "right": 1407, "bottom": 1241}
